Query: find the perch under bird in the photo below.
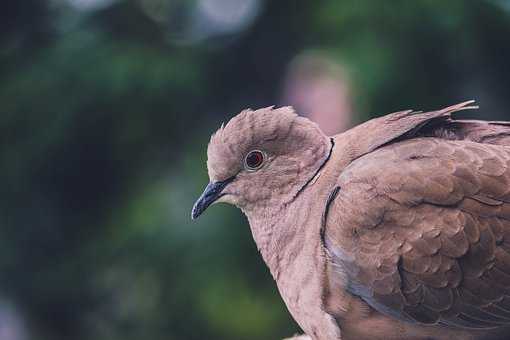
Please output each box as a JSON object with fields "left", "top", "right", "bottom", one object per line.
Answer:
{"left": 192, "top": 101, "right": 510, "bottom": 340}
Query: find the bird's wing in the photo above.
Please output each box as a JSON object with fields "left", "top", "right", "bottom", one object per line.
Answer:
{"left": 324, "top": 137, "right": 510, "bottom": 328}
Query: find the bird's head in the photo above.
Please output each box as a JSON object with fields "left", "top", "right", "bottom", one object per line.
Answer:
{"left": 191, "top": 106, "right": 332, "bottom": 220}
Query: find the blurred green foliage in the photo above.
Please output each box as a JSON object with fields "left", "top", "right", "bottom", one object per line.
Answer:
{"left": 2, "top": 0, "right": 510, "bottom": 339}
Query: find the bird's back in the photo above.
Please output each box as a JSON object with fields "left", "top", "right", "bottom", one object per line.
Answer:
{"left": 411, "top": 117, "right": 510, "bottom": 147}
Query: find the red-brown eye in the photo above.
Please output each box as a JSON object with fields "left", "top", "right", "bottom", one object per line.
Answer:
{"left": 244, "top": 150, "right": 265, "bottom": 170}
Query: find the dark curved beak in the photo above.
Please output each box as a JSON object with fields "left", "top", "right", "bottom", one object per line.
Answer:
{"left": 191, "top": 177, "right": 234, "bottom": 220}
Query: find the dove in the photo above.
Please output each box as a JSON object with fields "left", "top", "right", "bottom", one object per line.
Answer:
{"left": 192, "top": 101, "right": 510, "bottom": 340}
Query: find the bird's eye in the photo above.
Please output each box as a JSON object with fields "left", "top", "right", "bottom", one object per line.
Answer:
{"left": 244, "top": 150, "right": 265, "bottom": 171}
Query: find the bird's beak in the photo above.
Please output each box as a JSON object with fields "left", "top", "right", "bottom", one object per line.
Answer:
{"left": 191, "top": 177, "right": 234, "bottom": 220}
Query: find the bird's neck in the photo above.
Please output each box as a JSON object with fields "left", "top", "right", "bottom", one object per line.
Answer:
{"left": 246, "top": 197, "right": 318, "bottom": 280}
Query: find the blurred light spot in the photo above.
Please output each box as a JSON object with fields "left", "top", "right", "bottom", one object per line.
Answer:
{"left": 158, "top": 0, "right": 263, "bottom": 45}
{"left": 196, "top": 0, "right": 260, "bottom": 34}
{"left": 282, "top": 52, "right": 354, "bottom": 135}
{"left": 0, "top": 302, "right": 27, "bottom": 340}
{"left": 66, "top": 0, "right": 117, "bottom": 11}
{"left": 491, "top": 0, "right": 510, "bottom": 12}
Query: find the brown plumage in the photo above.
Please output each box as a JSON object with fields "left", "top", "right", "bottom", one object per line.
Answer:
{"left": 192, "top": 101, "right": 510, "bottom": 340}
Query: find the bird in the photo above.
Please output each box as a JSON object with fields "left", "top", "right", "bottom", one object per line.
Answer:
{"left": 191, "top": 100, "right": 510, "bottom": 340}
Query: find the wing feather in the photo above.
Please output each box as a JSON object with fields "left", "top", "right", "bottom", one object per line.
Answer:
{"left": 325, "top": 137, "right": 510, "bottom": 329}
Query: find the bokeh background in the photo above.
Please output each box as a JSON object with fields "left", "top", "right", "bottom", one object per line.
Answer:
{"left": 2, "top": 1, "right": 510, "bottom": 339}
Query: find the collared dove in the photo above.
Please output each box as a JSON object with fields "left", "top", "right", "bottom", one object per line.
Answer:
{"left": 192, "top": 101, "right": 510, "bottom": 340}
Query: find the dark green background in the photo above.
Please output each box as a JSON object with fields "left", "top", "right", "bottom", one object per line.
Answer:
{"left": 2, "top": 1, "right": 510, "bottom": 339}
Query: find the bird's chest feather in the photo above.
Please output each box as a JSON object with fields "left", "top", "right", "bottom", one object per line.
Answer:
{"left": 250, "top": 197, "right": 342, "bottom": 339}
{"left": 275, "top": 239, "right": 342, "bottom": 340}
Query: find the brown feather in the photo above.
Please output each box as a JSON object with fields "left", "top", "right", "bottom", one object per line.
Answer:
{"left": 326, "top": 113, "right": 510, "bottom": 330}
